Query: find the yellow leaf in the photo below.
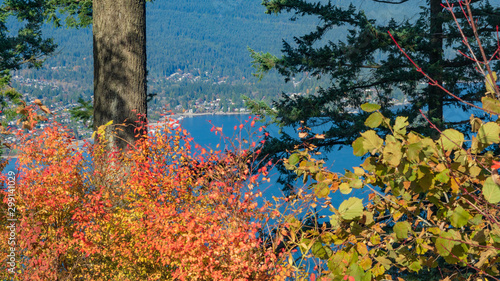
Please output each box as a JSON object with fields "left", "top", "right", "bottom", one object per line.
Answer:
{"left": 353, "top": 167, "right": 365, "bottom": 176}
{"left": 299, "top": 132, "right": 308, "bottom": 138}
{"left": 450, "top": 178, "right": 460, "bottom": 194}
{"left": 359, "top": 255, "right": 372, "bottom": 271}
{"left": 486, "top": 71, "right": 498, "bottom": 95}
{"left": 40, "top": 105, "right": 51, "bottom": 114}
{"left": 356, "top": 242, "right": 368, "bottom": 256}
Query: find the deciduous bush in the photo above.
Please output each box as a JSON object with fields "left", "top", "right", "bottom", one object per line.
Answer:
{"left": 0, "top": 112, "right": 291, "bottom": 280}
{"left": 268, "top": 2, "right": 500, "bottom": 280}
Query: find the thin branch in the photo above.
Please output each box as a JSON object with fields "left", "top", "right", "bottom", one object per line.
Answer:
{"left": 419, "top": 109, "right": 500, "bottom": 228}
{"left": 372, "top": 0, "right": 410, "bottom": 3}
{"left": 388, "top": 31, "right": 497, "bottom": 115}
{"left": 462, "top": 0, "right": 500, "bottom": 98}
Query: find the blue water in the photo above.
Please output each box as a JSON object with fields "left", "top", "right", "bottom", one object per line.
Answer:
{"left": 3, "top": 102, "right": 479, "bottom": 206}
{"left": 178, "top": 114, "right": 363, "bottom": 204}
{"left": 180, "top": 114, "right": 361, "bottom": 172}
{"left": 2, "top": 114, "right": 362, "bottom": 208}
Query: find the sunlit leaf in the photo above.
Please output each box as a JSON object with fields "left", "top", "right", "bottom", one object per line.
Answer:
{"left": 449, "top": 205, "right": 470, "bottom": 228}
{"left": 470, "top": 114, "right": 482, "bottom": 132}
{"left": 360, "top": 103, "right": 381, "bottom": 112}
{"left": 383, "top": 141, "right": 402, "bottom": 167}
{"left": 394, "top": 116, "right": 409, "bottom": 136}
{"left": 338, "top": 197, "right": 363, "bottom": 220}
{"left": 483, "top": 176, "right": 500, "bottom": 204}
{"left": 353, "top": 137, "right": 367, "bottom": 156}
{"left": 339, "top": 182, "right": 352, "bottom": 194}
{"left": 481, "top": 96, "right": 500, "bottom": 115}
{"left": 485, "top": 71, "right": 498, "bottom": 95}
{"left": 439, "top": 129, "right": 464, "bottom": 151}
{"left": 314, "top": 182, "right": 330, "bottom": 198}
{"left": 408, "top": 261, "right": 422, "bottom": 272}
{"left": 436, "top": 230, "right": 460, "bottom": 256}
{"left": 361, "top": 130, "right": 383, "bottom": 154}
{"left": 477, "top": 122, "right": 500, "bottom": 145}
{"left": 393, "top": 221, "right": 410, "bottom": 240}
{"left": 406, "top": 142, "right": 422, "bottom": 162}
{"left": 289, "top": 153, "right": 300, "bottom": 166}
{"left": 364, "top": 112, "right": 383, "bottom": 128}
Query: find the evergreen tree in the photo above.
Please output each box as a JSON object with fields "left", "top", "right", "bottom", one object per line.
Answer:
{"left": 0, "top": 0, "right": 92, "bottom": 86}
{"left": 0, "top": 0, "right": 91, "bottom": 156}
{"left": 0, "top": 0, "right": 148, "bottom": 151}
{"left": 250, "top": 0, "right": 500, "bottom": 182}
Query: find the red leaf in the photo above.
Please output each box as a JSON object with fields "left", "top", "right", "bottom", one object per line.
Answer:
{"left": 493, "top": 160, "right": 500, "bottom": 170}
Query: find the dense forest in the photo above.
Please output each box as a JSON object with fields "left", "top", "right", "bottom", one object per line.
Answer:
{"left": 7, "top": 0, "right": 415, "bottom": 120}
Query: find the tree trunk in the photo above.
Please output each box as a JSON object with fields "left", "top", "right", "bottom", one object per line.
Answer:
{"left": 428, "top": 0, "right": 444, "bottom": 133}
{"left": 93, "top": 0, "right": 147, "bottom": 152}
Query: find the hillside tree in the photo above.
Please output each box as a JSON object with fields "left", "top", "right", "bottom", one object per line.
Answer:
{"left": 0, "top": 0, "right": 147, "bottom": 151}
{"left": 249, "top": 0, "right": 500, "bottom": 186}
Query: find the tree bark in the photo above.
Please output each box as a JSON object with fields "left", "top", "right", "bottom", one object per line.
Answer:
{"left": 427, "top": 0, "right": 444, "bottom": 133}
{"left": 93, "top": 0, "right": 147, "bottom": 152}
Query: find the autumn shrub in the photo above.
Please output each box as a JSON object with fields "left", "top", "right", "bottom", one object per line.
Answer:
{"left": 267, "top": 3, "right": 500, "bottom": 281}
{"left": 0, "top": 112, "right": 292, "bottom": 280}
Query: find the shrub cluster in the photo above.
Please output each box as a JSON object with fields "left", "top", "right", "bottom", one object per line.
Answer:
{"left": 0, "top": 114, "right": 290, "bottom": 280}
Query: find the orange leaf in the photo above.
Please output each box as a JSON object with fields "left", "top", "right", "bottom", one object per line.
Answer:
{"left": 40, "top": 105, "right": 51, "bottom": 114}
{"left": 22, "top": 121, "right": 32, "bottom": 130}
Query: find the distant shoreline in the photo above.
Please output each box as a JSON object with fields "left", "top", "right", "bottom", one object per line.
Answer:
{"left": 1, "top": 113, "right": 253, "bottom": 159}
{"left": 166, "top": 111, "right": 251, "bottom": 119}
{"left": 1, "top": 155, "right": 17, "bottom": 159}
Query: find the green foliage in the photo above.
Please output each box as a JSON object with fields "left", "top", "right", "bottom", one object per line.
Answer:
{"left": 274, "top": 96, "right": 500, "bottom": 279}
{"left": 0, "top": 97, "right": 51, "bottom": 158}
{"left": 242, "top": 95, "right": 278, "bottom": 124}
{"left": 0, "top": 87, "right": 26, "bottom": 130}
{"left": 0, "top": 0, "right": 91, "bottom": 77}
{"left": 337, "top": 197, "right": 363, "bottom": 220}
{"left": 477, "top": 122, "right": 500, "bottom": 145}
{"left": 68, "top": 97, "right": 93, "bottom": 128}
{"left": 360, "top": 103, "right": 381, "bottom": 113}
{"left": 0, "top": 1, "right": 57, "bottom": 83}
{"left": 0, "top": 0, "right": 92, "bottom": 141}
{"left": 483, "top": 177, "right": 500, "bottom": 204}
{"left": 438, "top": 129, "right": 464, "bottom": 151}
{"left": 249, "top": 47, "right": 279, "bottom": 81}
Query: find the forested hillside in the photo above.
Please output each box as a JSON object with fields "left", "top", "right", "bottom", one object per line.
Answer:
{"left": 9, "top": 0, "right": 415, "bottom": 120}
